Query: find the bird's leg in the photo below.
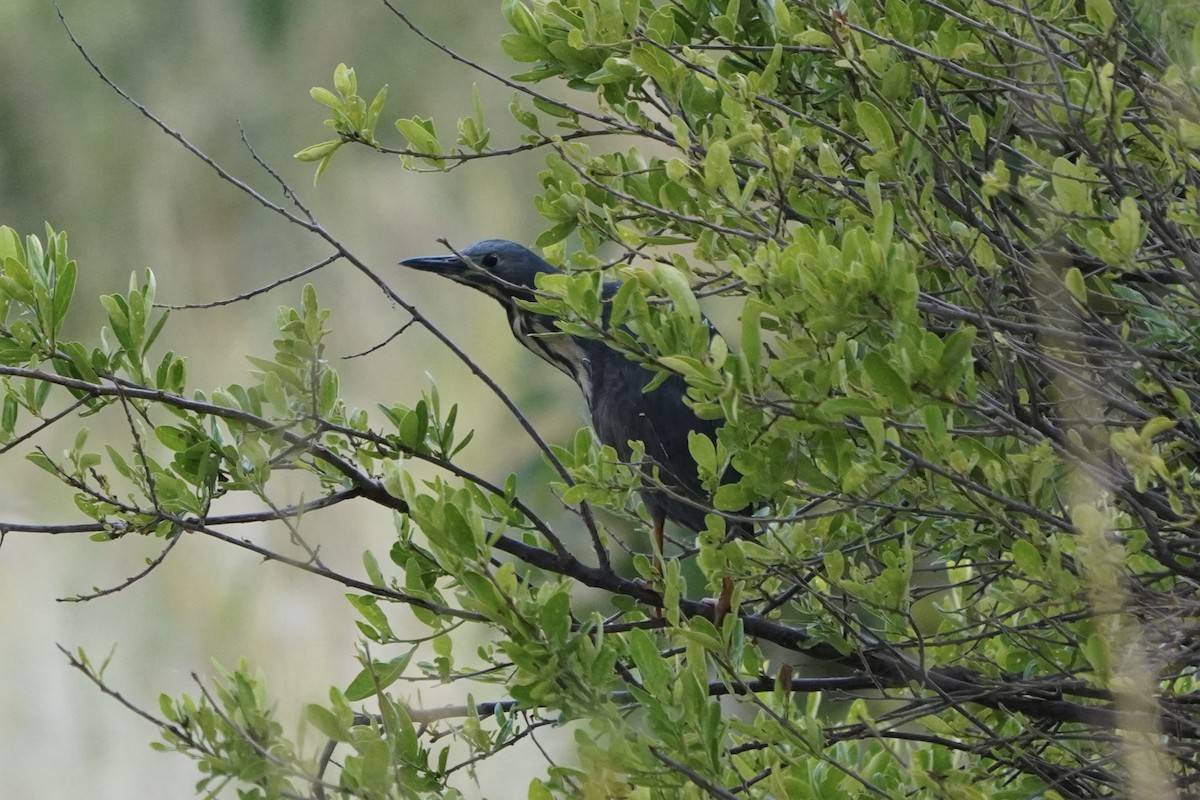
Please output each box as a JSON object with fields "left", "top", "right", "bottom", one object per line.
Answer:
{"left": 714, "top": 577, "right": 735, "bottom": 625}
{"left": 652, "top": 509, "right": 666, "bottom": 617}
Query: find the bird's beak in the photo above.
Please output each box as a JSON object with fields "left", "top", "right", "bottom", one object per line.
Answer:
{"left": 399, "top": 254, "right": 466, "bottom": 277}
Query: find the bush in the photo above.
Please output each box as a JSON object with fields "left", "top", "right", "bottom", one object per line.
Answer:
{"left": 5, "top": 1, "right": 1200, "bottom": 796}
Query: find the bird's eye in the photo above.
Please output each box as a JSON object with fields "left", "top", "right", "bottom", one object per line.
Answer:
{"left": 481, "top": 254, "right": 499, "bottom": 268}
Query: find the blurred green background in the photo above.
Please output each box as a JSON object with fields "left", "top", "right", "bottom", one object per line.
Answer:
{"left": 0, "top": 2, "right": 589, "bottom": 795}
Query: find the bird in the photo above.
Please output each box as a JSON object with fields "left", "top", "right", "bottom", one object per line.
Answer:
{"left": 400, "top": 240, "right": 742, "bottom": 565}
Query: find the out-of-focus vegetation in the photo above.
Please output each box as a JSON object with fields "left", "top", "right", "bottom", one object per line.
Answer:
{"left": 0, "top": 3, "right": 563, "bottom": 798}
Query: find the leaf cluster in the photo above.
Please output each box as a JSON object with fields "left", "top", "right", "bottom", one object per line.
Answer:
{"left": 11, "top": 0, "right": 1200, "bottom": 797}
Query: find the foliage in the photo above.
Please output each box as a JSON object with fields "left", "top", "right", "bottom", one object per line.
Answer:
{"left": 7, "top": 0, "right": 1200, "bottom": 797}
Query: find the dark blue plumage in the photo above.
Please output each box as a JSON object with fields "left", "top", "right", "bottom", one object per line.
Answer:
{"left": 401, "top": 240, "right": 732, "bottom": 543}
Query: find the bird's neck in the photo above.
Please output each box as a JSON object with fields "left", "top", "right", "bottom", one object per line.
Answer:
{"left": 505, "top": 306, "right": 594, "bottom": 408}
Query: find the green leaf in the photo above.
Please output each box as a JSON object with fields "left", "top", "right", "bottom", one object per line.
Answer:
{"left": 3, "top": 255, "right": 36, "bottom": 305}
{"left": 1140, "top": 416, "right": 1175, "bottom": 441}
{"left": 862, "top": 352, "right": 912, "bottom": 406}
{"left": 529, "top": 780, "right": 555, "bottom": 800}
{"left": 26, "top": 450, "right": 59, "bottom": 476}
{"left": 884, "top": 0, "right": 912, "bottom": 41}
{"left": 702, "top": 139, "right": 739, "bottom": 199}
{"left": 1051, "top": 157, "right": 1092, "bottom": 215}
{"left": 363, "top": 550, "right": 385, "bottom": 587}
{"left": 657, "top": 355, "right": 704, "bottom": 381}
{"left": 366, "top": 85, "right": 388, "bottom": 134}
{"left": 628, "top": 628, "right": 671, "bottom": 694}
{"left": 395, "top": 117, "right": 441, "bottom": 154}
{"left": 824, "top": 549, "right": 845, "bottom": 583}
{"left": 57, "top": 342, "right": 100, "bottom": 383}
{"left": 155, "top": 426, "right": 192, "bottom": 452}
{"left": 313, "top": 152, "right": 335, "bottom": 184}
{"left": 51, "top": 258, "right": 76, "bottom": 337}
{"left": 344, "top": 650, "right": 415, "bottom": 701}
{"left": 921, "top": 405, "right": 947, "bottom": 444}
{"left": 818, "top": 397, "right": 878, "bottom": 419}
{"left": 535, "top": 221, "right": 576, "bottom": 247}
{"left": 509, "top": 97, "right": 541, "bottom": 131}
{"left": 305, "top": 704, "right": 349, "bottom": 741}
{"left": 310, "top": 86, "right": 341, "bottom": 109}
{"left": 688, "top": 431, "right": 716, "bottom": 476}
{"left": 1, "top": 395, "right": 18, "bottom": 437}
{"left": 294, "top": 140, "right": 342, "bottom": 162}
{"left": 968, "top": 114, "right": 986, "bottom": 148}
{"left": 143, "top": 309, "right": 170, "bottom": 355}
{"left": 791, "top": 451, "right": 836, "bottom": 492}
{"left": 263, "top": 370, "right": 288, "bottom": 414}
{"left": 442, "top": 503, "right": 480, "bottom": 556}
{"left": 501, "top": 33, "right": 547, "bottom": 62}
{"left": 713, "top": 482, "right": 752, "bottom": 511}
{"left": 502, "top": 0, "right": 541, "bottom": 38}
{"left": 333, "top": 63, "right": 356, "bottom": 99}
{"left": 654, "top": 263, "right": 700, "bottom": 324}
{"left": 99, "top": 294, "right": 134, "bottom": 352}
{"left": 855, "top": 101, "right": 896, "bottom": 152}
{"left": 937, "top": 328, "right": 975, "bottom": 379}
{"left": 539, "top": 591, "right": 571, "bottom": 645}
{"left": 0, "top": 226, "right": 22, "bottom": 264}
{"left": 1111, "top": 197, "right": 1143, "bottom": 260}
{"left": 318, "top": 368, "right": 339, "bottom": 415}
{"left": 1081, "top": 632, "right": 1111, "bottom": 680}
{"left": 1085, "top": 0, "right": 1115, "bottom": 32}
{"left": 1011, "top": 539, "right": 1042, "bottom": 576}
{"left": 1063, "top": 267, "right": 1087, "bottom": 305}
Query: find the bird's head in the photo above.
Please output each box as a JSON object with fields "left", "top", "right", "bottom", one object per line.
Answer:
{"left": 400, "top": 240, "right": 561, "bottom": 305}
